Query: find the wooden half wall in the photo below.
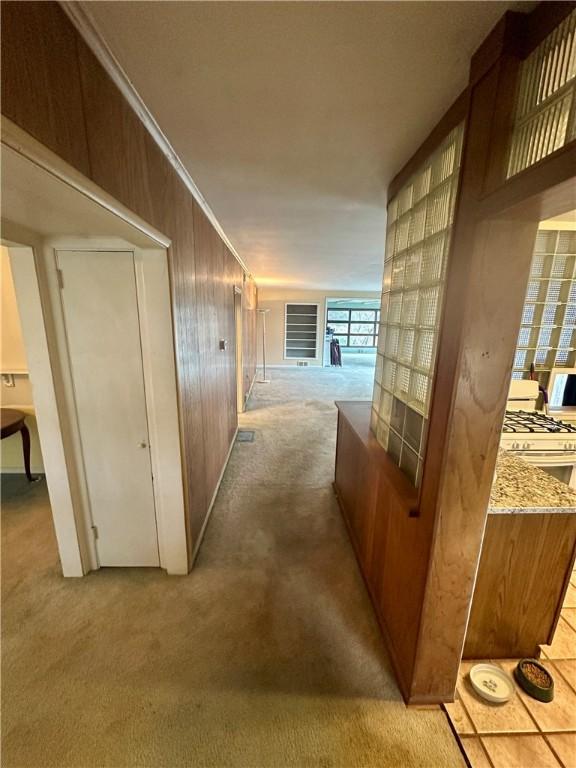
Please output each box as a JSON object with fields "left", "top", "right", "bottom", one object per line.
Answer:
{"left": 0, "top": 1, "right": 258, "bottom": 565}
{"left": 337, "top": 3, "right": 576, "bottom": 704}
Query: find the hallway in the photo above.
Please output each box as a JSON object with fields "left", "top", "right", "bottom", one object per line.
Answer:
{"left": 1, "top": 363, "right": 464, "bottom": 768}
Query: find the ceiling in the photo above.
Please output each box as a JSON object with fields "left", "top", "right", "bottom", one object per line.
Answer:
{"left": 82, "top": 1, "right": 529, "bottom": 290}
{"left": 327, "top": 298, "right": 381, "bottom": 308}
{"left": 541, "top": 210, "right": 576, "bottom": 231}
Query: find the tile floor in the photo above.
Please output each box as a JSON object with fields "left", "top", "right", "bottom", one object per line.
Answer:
{"left": 445, "top": 561, "right": 576, "bottom": 768}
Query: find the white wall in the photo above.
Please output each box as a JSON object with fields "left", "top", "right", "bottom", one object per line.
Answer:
{"left": 1, "top": 246, "right": 44, "bottom": 472}
{"left": 258, "top": 287, "right": 381, "bottom": 367}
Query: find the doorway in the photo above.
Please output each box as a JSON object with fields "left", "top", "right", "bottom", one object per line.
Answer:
{"left": 234, "top": 285, "right": 244, "bottom": 413}
{"left": 56, "top": 249, "right": 159, "bottom": 567}
{"left": 1, "top": 140, "right": 188, "bottom": 576}
{"left": 1, "top": 245, "right": 44, "bottom": 491}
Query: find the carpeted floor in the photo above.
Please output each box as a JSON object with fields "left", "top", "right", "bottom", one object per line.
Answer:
{"left": 1, "top": 359, "right": 465, "bottom": 768}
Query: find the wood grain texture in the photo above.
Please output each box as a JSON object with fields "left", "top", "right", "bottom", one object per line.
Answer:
{"left": 192, "top": 203, "right": 240, "bottom": 504}
{"left": 0, "top": 2, "right": 91, "bottom": 176}
{"left": 334, "top": 402, "right": 425, "bottom": 701}
{"left": 482, "top": 735, "right": 560, "bottom": 768}
{"left": 1, "top": 2, "right": 254, "bottom": 564}
{"left": 464, "top": 514, "right": 576, "bottom": 659}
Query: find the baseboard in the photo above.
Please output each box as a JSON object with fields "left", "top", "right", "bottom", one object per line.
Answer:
{"left": 1, "top": 467, "right": 45, "bottom": 475}
{"left": 258, "top": 364, "right": 322, "bottom": 369}
{"left": 189, "top": 427, "right": 238, "bottom": 567}
{"left": 244, "top": 373, "right": 256, "bottom": 408}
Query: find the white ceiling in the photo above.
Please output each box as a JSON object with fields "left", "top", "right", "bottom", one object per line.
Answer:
{"left": 82, "top": 1, "right": 529, "bottom": 290}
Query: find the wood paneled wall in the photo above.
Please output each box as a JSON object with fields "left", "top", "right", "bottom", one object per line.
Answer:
{"left": 1, "top": 1, "right": 258, "bottom": 563}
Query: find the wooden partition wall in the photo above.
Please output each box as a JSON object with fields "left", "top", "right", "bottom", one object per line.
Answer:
{"left": 0, "top": 1, "right": 258, "bottom": 567}
{"left": 336, "top": 2, "right": 576, "bottom": 704}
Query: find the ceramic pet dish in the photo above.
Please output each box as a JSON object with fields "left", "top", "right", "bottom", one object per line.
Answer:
{"left": 469, "top": 663, "right": 514, "bottom": 704}
{"left": 514, "top": 659, "right": 554, "bottom": 703}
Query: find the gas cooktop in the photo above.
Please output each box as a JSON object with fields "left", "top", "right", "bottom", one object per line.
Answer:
{"left": 503, "top": 410, "right": 576, "bottom": 434}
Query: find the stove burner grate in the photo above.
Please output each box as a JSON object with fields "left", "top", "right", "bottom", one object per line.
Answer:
{"left": 503, "top": 410, "right": 576, "bottom": 434}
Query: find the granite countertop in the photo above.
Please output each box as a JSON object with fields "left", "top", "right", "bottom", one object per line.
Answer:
{"left": 489, "top": 449, "right": 576, "bottom": 514}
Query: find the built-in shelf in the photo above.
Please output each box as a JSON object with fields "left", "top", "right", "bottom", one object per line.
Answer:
{"left": 284, "top": 303, "right": 318, "bottom": 359}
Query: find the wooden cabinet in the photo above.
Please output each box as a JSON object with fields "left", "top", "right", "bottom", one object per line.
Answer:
{"left": 464, "top": 511, "right": 576, "bottom": 659}
{"left": 334, "top": 401, "right": 426, "bottom": 701}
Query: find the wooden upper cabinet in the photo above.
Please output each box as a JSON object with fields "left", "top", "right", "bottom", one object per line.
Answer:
{"left": 0, "top": 2, "right": 91, "bottom": 177}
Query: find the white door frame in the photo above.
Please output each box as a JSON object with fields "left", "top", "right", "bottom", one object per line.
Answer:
{"left": 1, "top": 121, "right": 188, "bottom": 577}
{"left": 234, "top": 285, "right": 244, "bottom": 413}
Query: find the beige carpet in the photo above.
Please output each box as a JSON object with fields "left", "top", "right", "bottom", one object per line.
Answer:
{"left": 1, "top": 357, "right": 465, "bottom": 767}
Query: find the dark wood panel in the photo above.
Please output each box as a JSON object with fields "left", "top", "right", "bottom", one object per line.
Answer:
{"left": 0, "top": 2, "right": 91, "bottom": 175}
{"left": 464, "top": 513, "right": 576, "bottom": 659}
{"left": 169, "top": 177, "right": 209, "bottom": 547}
{"left": 193, "top": 204, "right": 240, "bottom": 505}
{"left": 76, "top": 38, "right": 158, "bottom": 225}
{"left": 334, "top": 402, "right": 424, "bottom": 703}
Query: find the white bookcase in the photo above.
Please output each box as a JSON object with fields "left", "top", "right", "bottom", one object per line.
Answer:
{"left": 284, "top": 303, "right": 319, "bottom": 360}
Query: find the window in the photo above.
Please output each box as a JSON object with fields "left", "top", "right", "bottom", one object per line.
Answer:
{"left": 512, "top": 229, "right": 576, "bottom": 381}
{"left": 285, "top": 303, "right": 318, "bottom": 359}
{"left": 371, "top": 123, "right": 464, "bottom": 486}
{"left": 507, "top": 10, "right": 576, "bottom": 178}
{"left": 326, "top": 307, "right": 379, "bottom": 348}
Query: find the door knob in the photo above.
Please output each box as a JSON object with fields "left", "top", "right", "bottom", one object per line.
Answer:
{"left": 138, "top": 441, "right": 148, "bottom": 449}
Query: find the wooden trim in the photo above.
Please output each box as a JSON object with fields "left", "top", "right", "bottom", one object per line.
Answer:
{"left": 469, "top": 12, "right": 524, "bottom": 87}
{"left": 481, "top": 53, "right": 522, "bottom": 194}
{"left": 6, "top": 244, "right": 87, "bottom": 577}
{"left": 59, "top": 0, "right": 252, "bottom": 277}
{"left": 387, "top": 90, "right": 469, "bottom": 202}
{"left": 519, "top": 1, "right": 576, "bottom": 59}
{"left": 479, "top": 140, "right": 576, "bottom": 219}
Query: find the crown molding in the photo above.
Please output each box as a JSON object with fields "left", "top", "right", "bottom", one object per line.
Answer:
{"left": 60, "top": 1, "right": 251, "bottom": 276}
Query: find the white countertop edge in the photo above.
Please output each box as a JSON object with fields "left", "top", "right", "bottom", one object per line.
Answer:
{"left": 489, "top": 505, "right": 576, "bottom": 515}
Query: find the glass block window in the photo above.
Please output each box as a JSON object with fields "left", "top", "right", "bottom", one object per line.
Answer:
{"left": 326, "top": 307, "right": 379, "bottom": 348}
{"left": 507, "top": 9, "right": 576, "bottom": 178}
{"left": 512, "top": 229, "right": 576, "bottom": 382}
{"left": 371, "top": 124, "right": 464, "bottom": 486}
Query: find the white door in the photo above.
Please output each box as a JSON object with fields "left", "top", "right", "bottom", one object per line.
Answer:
{"left": 56, "top": 250, "right": 159, "bottom": 567}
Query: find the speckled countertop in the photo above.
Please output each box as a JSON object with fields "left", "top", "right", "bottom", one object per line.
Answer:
{"left": 489, "top": 449, "right": 576, "bottom": 514}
